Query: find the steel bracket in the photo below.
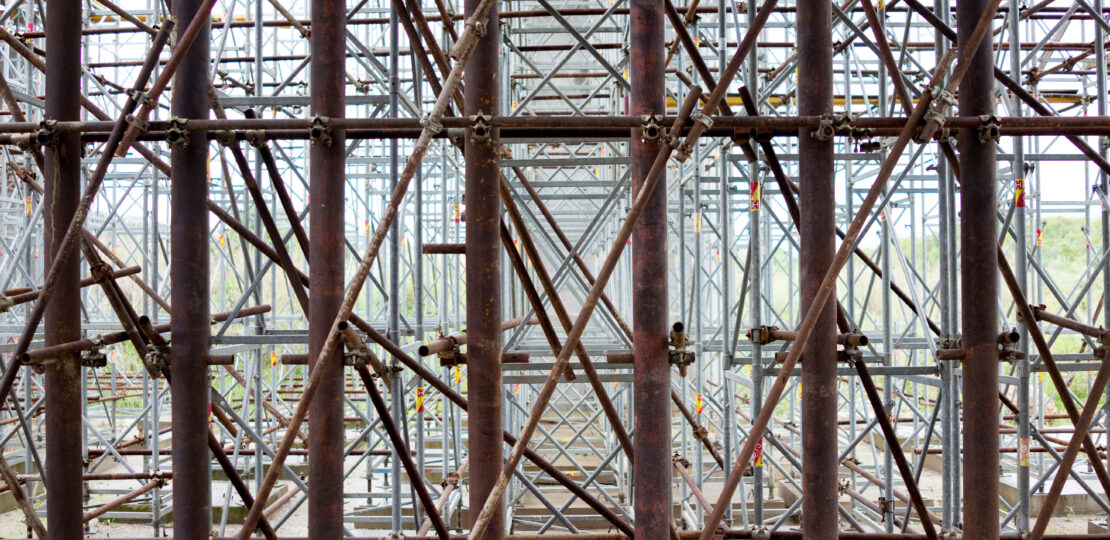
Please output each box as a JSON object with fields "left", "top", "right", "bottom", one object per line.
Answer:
{"left": 813, "top": 112, "right": 837, "bottom": 141}
{"left": 640, "top": 114, "right": 663, "bottom": 143}
{"left": 35, "top": 119, "right": 58, "bottom": 148}
{"left": 978, "top": 114, "right": 1001, "bottom": 144}
{"left": 470, "top": 112, "right": 493, "bottom": 145}
{"left": 310, "top": 116, "right": 332, "bottom": 146}
{"left": 167, "top": 117, "right": 190, "bottom": 147}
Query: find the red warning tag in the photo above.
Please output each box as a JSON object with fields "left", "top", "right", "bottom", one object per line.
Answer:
{"left": 753, "top": 437, "right": 764, "bottom": 467}
{"left": 416, "top": 387, "right": 425, "bottom": 412}
{"left": 750, "top": 181, "right": 761, "bottom": 212}
{"left": 1015, "top": 178, "right": 1025, "bottom": 208}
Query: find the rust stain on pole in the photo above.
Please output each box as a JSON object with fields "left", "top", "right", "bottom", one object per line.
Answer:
{"left": 797, "top": 0, "right": 838, "bottom": 537}
{"left": 630, "top": 0, "right": 670, "bottom": 535}
{"left": 44, "top": 0, "right": 84, "bottom": 535}
{"left": 464, "top": 0, "right": 504, "bottom": 531}
{"left": 308, "top": 0, "right": 347, "bottom": 536}
{"left": 958, "top": 0, "right": 1000, "bottom": 537}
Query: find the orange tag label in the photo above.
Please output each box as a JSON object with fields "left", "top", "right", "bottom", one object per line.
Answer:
{"left": 696, "top": 393, "right": 704, "bottom": 414}
{"left": 1036, "top": 229, "right": 1043, "bottom": 246}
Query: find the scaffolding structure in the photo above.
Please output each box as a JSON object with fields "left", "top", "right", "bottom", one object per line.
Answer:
{"left": 4, "top": 0, "right": 1110, "bottom": 538}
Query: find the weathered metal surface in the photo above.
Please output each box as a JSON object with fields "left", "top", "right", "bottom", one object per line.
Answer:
{"left": 464, "top": 0, "right": 503, "bottom": 531}
{"left": 307, "top": 0, "right": 347, "bottom": 535}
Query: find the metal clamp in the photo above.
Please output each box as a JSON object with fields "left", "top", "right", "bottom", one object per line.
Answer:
{"left": 470, "top": 112, "right": 493, "bottom": 145}
{"left": 124, "top": 114, "right": 150, "bottom": 135}
{"left": 214, "top": 130, "right": 237, "bottom": 147}
{"left": 813, "top": 112, "right": 837, "bottom": 141}
{"left": 669, "top": 322, "right": 696, "bottom": 377}
{"left": 441, "top": 470, "right": 460, "bottom": 488}
{"left": 467, "top": 16, "right": 487, "bottom": 38}
{"left": 0, "top": 294, "right": 12, "bottom": 314}
{"left": 978, "top": 114, "right": 1001, "bottom": 144}
{"left": 125, "top": 88, "right": 155, "bottom": 108}
{"left": 245, "top": 130, "right": 268, "bottom": 148}
{"left": 746, "top": 325, "right": 777, "bottom": 345}
{"left": 692, "top": 426, "right": 708, "bottom": 441}
{"left": 310, "top": 116, "right": 332, "bottom": 146}
{"left": 640, "top": 114, "right": 663, "bottom": 144}
{"left": 878, "top": 496, "right": 892, "bottom": 515}
{"left": 420, "top": 113, "right": 443, "bottom": 135}
{"left": 143, "top": 344, "right": 169, "bottom": 378}
{"left": 167, "top": 117, "right": 190, "bottom": 147}
{"left": 343, "top": 350, "right": 369, "bottom": 368}
{"left": 437, "top": 336, "right": 463, "bottom": 368}
{"left": 750, "top": 527, "right": 770, "bottom": 540}
{"left": 690, "top": 110, "right": 714, "bottom": 130}
{"left": 933, "top": 88, "right": 956, "bottom": 108}
{"left": 81, "top": 336, "right": 107, "bottom": 369}
{"left": 924, "top": 109, "right": 946, "bottom": 129}
{"left": 35, "top": 119, "right": 58, "bottom": 148}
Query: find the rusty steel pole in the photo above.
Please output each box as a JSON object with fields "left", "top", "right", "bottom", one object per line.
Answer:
{"left": 464, "top": 0, "right": 504, "bottom": 533}
{"left": 308, "top": 0, "right": 346, "bottom": 535}
{"left": 797, "top": 0, "right": 838, "bottom": 537}
{"left": 958, "top": 0, "right": 1000, "bottom": 537}
{"left": 169, "top": 0, "right": 212, "bottom": 533}
{"left": 44, "top": 0, "right": 83, "bottom": 536}
{"left": 630, "top": 0, "right": 670, "bottom": 536}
